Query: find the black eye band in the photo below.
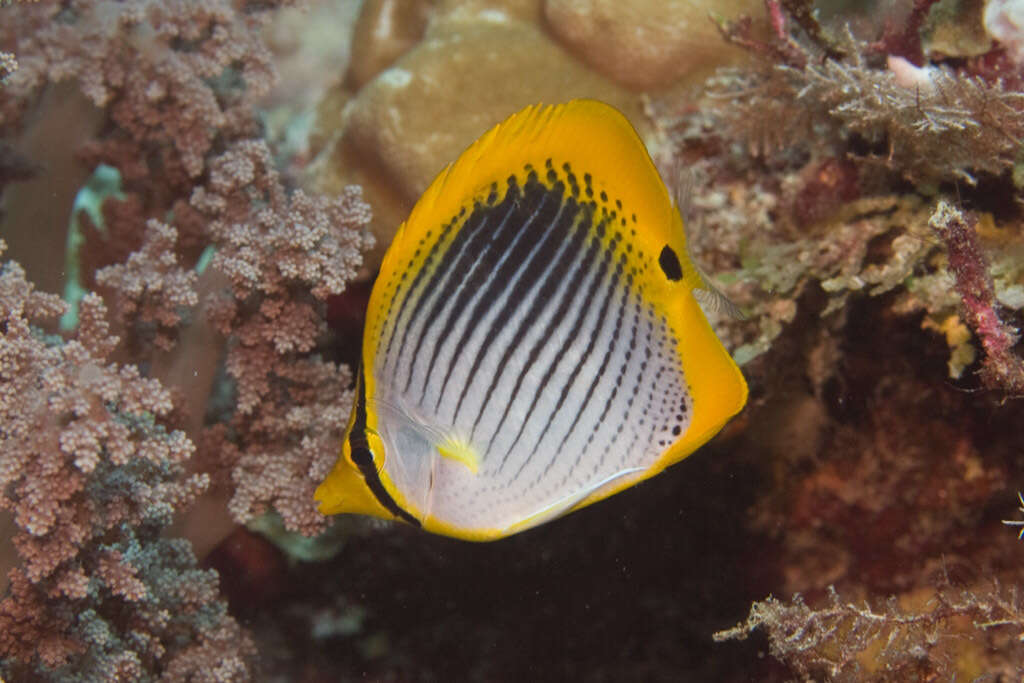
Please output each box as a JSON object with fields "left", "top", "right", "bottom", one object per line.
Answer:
{"left": 348, "top": 367, "right": 421, "bottom": 527}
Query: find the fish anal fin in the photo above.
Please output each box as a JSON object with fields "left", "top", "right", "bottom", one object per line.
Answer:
{"left": 503, "top": 467, "right": 646, "bottom": 536}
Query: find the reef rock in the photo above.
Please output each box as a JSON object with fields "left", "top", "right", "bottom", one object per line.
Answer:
{"left": 316, "top": 2, "right": 648, "bottom": 266}
{"left": 345, "top": 0, "right": 433, "bottom": 90}
{"left": 985, "top": 0, "right": 1024, "bottom": 62}
{"left": 543, "top": 0, "right": 757, "bottom": 91}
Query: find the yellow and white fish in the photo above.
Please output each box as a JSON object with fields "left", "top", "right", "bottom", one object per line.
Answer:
{"left": 315, "top": 99, "right": 747, "bottom": 541}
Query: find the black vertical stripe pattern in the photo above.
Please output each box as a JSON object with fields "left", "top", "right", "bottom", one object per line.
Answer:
{"left": 507, "top": 237, "right": 621, "bottom": 477}
{"left": 464, "top": 192, "right": 593, "bottom": 437}
{"left": 488, "top": 215, "right": 605, "bottom": 468}
{"left": 534, "top": 265, "right": 633, "bottom": 479}
{"left": 384, "top": 210, "right": 470, "bottom": 377}
{"left": 347, "top": 368, "right": 421, "bottom": 527}
{"left": 392, "top": 193, "right": 515, "bottom": 391}
{"left": 435, "top": 176, "right": 567, "bottom": 415}
{"left": 380, "top": 213, "right": 458, "bottom": 373}
{"left": 411, "top": 178, "right": 535, "bottom": 400}
{"left": 586, "top": 290, "right": 646, "bottom": 474}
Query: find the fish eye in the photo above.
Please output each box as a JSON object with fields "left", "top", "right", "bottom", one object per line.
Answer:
{"left": 658, "top": 245, "right": 683, "bottom": 281}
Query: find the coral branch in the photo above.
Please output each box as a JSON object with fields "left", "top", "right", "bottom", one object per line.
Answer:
{"left": 1, "top": 0, "right": 276, "bottom": 184}
{"left": 193, "top": 140, "right": 373, "bottom": 536}
{"left": 929, "top": 200, "right": 1024, "bottom": 394}
{"left": 0, "top": 0, "right": 374, "bottom": 676}
{"left": 715, "top": 584, "right": 1024, "bottom": 679}
{"left": 95, "top": 218, "right": 198, "bottom": 352}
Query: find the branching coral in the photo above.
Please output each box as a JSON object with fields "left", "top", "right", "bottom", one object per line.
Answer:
{"left": 0, "top": 241, "right": 254, "bottom": 679}
{"left": 0, "top": 0, "right": 277, "bottom": 185}
{"left": 194, "top": 139, "right": 373, "bottom": 536}
{"left": 1, "top": 0, "right": 288, "bottom": 315}
{"left": 929, "top": 199, "right": 1024, "bottom": 393}
{"left": 94, "top": 218, "right": 199, "bottom": 353}
{"left": 0, "top": 0, "right": 375, "bottom": 676}
{"left": 708, "top": 4, "right": 1024, "bottom": 185}
{"left": 715, "top": 583, "right": 1024, "bottom": 680}
{"left": 2, "top": 0, "right": 374, "bottom": 545}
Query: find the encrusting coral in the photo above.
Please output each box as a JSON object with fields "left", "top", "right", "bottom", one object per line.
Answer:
{"left": 929, "top": 199, "right": 1024, "bottom": 393}
{"left": 714, "top": 583, "right": 1024, "bottom": 680}
{"left": 651, "top": 0, "right": 1024, "bottom": 392}
{"left": 706, "top": 0, "right": 1024, "bottom": 186}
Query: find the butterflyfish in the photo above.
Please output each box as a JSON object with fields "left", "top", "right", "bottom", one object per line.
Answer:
{"left": 315, "top": 99, "right": 747, "bottom": 541}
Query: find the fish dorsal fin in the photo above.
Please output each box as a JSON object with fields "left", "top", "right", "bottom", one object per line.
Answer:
{"left": 692, "top": 266, "right": 745, "bottom": 320}
{"left": 381, "top": 99, "right": 680, "bottom": 276}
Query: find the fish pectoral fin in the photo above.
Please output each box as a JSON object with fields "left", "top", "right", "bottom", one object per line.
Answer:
{"left": 437, "top": 436, "right": 480, "bottom": 474}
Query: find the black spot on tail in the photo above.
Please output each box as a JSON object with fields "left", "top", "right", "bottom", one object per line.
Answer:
{"left": 658, "top": 246, "right": 683, "bottom": 281}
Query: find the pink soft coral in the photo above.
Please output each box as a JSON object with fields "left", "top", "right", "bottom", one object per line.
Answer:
{"left": 194, "top": 140, "right": 373, "bottom": 536}
{"left": 0, "top": 241, "right": 252, "bottom": 677}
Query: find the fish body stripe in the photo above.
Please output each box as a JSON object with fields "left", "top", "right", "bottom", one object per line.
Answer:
{"left": 404, "top": 178, "right": 530, "bottom": 400}
{"left": 511, "top": 248, "right": 624, "bottom": 480}
{"left": 432, "top": 178, "right": 564, "bottom": 416}
{"left": 465, "top": 186, "right": 594, "bottom": 441}
{"left": 388, "top": 199, "right": 496, "bottom": 386}
{"left": 490, "top": 215, "right": 608, "bottom": 467}
{"left": 388, "top": 192, "right": 511, "bottom": 392}
{"left": 384, "top": 212, "right": 461, "bottom": 384}
{"left": 450, "top": 179, "right": 574, "bottom": 424}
